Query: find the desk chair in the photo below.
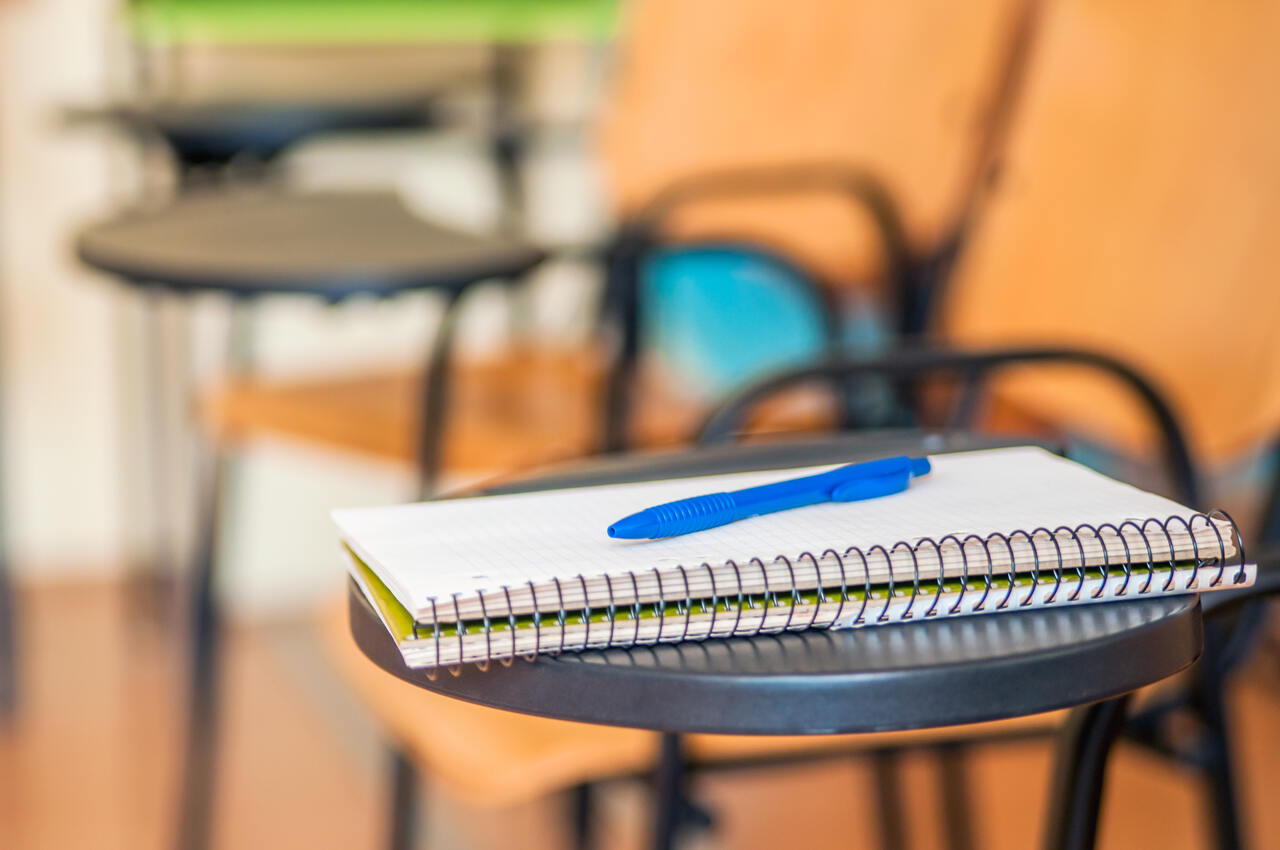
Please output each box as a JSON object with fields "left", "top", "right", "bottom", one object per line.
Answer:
{"left": 324, "top": 353, "right": 1201, "bottom": 850}
{"left": 705, "top": 347, "right": 1279, "bottom": 850}
{"left": 699, "top": 5, "right": 1280, "bottom": 846}
{"left": 328, "top": 431, "right": 1077, "bottom": 850}
{"left": 78, "top": 10, "right": 605, "bottom": 848}
{"left": 933, "top": 6, "right": 1280, "bottom": 847}
{"left": 75, "top": 187, "right": 545, "bottom": 850}
{"left": 337, "top": 427, "right": 1280, "bottom": 850}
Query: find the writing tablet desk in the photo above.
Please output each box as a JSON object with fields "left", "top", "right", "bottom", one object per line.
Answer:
{"left": 349, "top": 432, "right": 1204, "bottom": 850}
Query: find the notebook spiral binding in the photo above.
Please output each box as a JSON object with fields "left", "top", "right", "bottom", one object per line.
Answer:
{"left": 416, "top": 511, "right": 1246, "bottom": 678}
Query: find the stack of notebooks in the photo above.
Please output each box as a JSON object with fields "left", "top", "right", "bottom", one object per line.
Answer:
{"left": 335, "top": 447, "right": 1256, "bottom": 669}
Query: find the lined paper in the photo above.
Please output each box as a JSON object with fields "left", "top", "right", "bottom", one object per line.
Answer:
{"left": 333, "top": 447, "right": 1216, "bottom": 621}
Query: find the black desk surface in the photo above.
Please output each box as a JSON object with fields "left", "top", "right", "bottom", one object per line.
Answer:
{"left": 77, "top": 190, "right": 544, "bottom": 299}
{"left": 66, "top": 97, "right": 438, "bottom": 165}
{"left": 349, "top": 431, "right": 1203, "bottom": 735}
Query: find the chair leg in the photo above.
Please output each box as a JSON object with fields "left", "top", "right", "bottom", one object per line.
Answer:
{"left": 936, "top": 743, "right": 976, "bottom": 850}
{"left": 1198, "top": 624, "right": 1244, "bottom": 850}
{"left": 388, "top": 746, "right": 421, "bottom": 850}
{"left": 489, "top": 43, "right": 529, "bottom": 236}
{"left": 871, "top": 750, "right": 908, "bottom": 850}
{"left": 652, "top": 733, "right": 686, "bottom": 850}
{"left": 602, "top": 243, "right": 641, "bottom": 454}
{"left": 173, "top": 448, "right": 228, "bottom": 850}
{"left": 136, "top": 292, "right": 179, "bottom": 623}
{"left": 417, "top": 290, "right": 465, "bottom": 497}
{"left": 1042, "top": 696, "right": 1131, "bottom": 850}
{"left": 569, "top": 782, "right": 595, "bottom": 850}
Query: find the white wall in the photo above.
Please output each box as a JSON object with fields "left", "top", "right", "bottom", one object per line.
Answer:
{"left": 1, "top": 0, "right": 136, "bottom": 571}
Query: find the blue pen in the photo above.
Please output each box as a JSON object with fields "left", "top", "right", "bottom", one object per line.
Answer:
{"left": 607, "top": 455, "right": 932, "bottom": 539}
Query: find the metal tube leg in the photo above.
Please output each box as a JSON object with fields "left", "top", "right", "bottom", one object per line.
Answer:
{"left": 388, "top": 747, "right": 421, "bottom": 850}
{"left": 602, "top": 244, "right": 641, "bottom": 454}
{"left": 1042, "top": 695, "right": 1131, "bottom": 850}
{"left": 652, "top": 733, "right": 685, "bottom": 850}
{"left": 1199, "top": 625, "right": 1243, "bottom": 850}
{"left": 174, "top": 448, "right": 228, "bottom": 850}
{"left": 173, "top": 301, "right": 251, "bottom": 850}
{"left": 602, "top": 335, "right": 637, "bottom": 454}
{"left": 936, "top": 744, "right": 976, "bottom": 850}
{"left": 1203, "top": 704, "right": 1243, "bottom": 850}
{"left": 569, "top": 782, "right": 594, "bottom": 850}
{"left": 871, "top": 751, "right": 908, "bottom": 850}
{"left": 417, "top": 291, "right": 465, "bottom": 497}
{"left": 138, "top": 292, "right": 178, "bottom": 622}
{"left": 490, "top": 44, "right": 528, "bottom": 236}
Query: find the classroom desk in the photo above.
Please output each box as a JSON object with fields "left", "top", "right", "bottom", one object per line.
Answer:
{"left": 348, "top": 430, "right": 1206, "bottom": 850}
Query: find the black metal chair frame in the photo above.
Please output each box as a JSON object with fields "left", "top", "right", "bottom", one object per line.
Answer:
{"left": 377, "top": 432, "right": 1149, "bottom": 850}
{"left": 597, "top": 162, "right": 919, "bottom": 454}
{"left": 697, "top": 344, "right": 1280, "bottom": 850}
{"left": 383, "top": 341, "right": 1253, "bottom": 850}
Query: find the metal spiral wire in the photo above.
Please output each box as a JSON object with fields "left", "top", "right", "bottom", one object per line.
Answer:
{"left": 416, "top": 512, "right": 1244, "bottom": 668}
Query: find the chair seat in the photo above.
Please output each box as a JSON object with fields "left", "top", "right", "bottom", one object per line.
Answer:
{"left": 320, "top": 599, "right": 1061, "bottom": 808}
{"left": 201, "top": 348, "right": 651, "bottom": 473}
{"left": 200, "top": 346, "right": 838, "bottom": 476}
{"left": 76, "top": 190, "right": 545, "bottom": 298}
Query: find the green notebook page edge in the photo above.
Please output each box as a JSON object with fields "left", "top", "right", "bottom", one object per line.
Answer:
{"left": 347, "top": 544, "right": 419, "bottom": 643}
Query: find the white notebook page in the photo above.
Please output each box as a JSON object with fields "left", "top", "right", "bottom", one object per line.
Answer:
{"left": 333, "top": 446, "right": 1208, "bottom": 619}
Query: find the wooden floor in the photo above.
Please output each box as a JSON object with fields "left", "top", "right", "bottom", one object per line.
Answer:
{"left": 2, "top": 578, "right": 1279, "bottom": 850}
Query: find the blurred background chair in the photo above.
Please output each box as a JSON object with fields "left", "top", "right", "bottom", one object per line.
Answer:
{"left": 75, "top": 187, "right": 547, "bottom": 850}
{"left": 703, "top": 345, "right": 1280, "bottom": 849}
{"left": 933, "top": 6, "right": 1280, "bottom": 846}
{"left": 696, "top": 1, "right": 1280, "bottom": 846}
{"left": 72, "top": 4, "right": 611, "bottom": 850}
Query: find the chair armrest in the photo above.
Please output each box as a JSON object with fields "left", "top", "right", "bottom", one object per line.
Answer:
{"left": 609, "top": 162, "right": 914, "bottom": 323}
{"left": 597, "top": 163, "right": 916, "bottom": 453}
{"left": 697, "top": 343, "right": 1200, "bottom": 508}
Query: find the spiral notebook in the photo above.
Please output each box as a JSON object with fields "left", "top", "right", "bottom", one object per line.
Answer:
{"left": 335, "top": 446, "right": 1256, "bottom": 669}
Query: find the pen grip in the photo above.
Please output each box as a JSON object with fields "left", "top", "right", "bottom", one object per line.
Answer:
{"left": 645, "top": 492, "right": 739, "bottom": 537}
